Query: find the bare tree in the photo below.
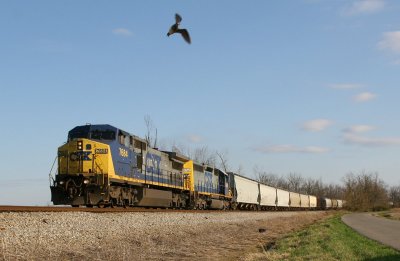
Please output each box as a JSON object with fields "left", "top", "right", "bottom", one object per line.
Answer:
{"left": 343, "top": 171, "right": 389, "bottom": 211}
{"left": 216, "top": 150, "right": 229, "bottom": 172}
{"left": 193, "top": 146, "right": 216, "bottom": 166}
{"left": 254, "top": 166, "right": 288, "bottom": 189}
{"left": 389, "top": 185, "right": 400, "bottom": 207}
{"left": 236, "top": 164, "right": 244, "bottom": 175}
{"left": 286, "top": 172, "right": 304, "bottom": 192}
{"left": 170, "top": 141, "right": 184, "bottom": 154}
{"left": 324, "top": 183, "right": 344, "bottom": 199}
{"left": 144, "top": 115, "right": 158, "bottom": 148}
{"left": 301, "top": 177, "right": 321, "bottom": 195}
{"left": 258, "top": 172, "right": 280, "bottom": 186}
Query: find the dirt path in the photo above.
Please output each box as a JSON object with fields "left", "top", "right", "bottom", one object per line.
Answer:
{"left": 342, "top": 213, "right": 400, "bottom": 251}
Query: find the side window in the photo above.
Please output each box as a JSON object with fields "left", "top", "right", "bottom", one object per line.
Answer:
{"left": 124, "top": 135, "right": 130, "bottom": 148}
{"left": 118, "top": 131, "right": 123, "bottom": 145}
{"left": 134, "top": 139, "right": 147, "bottom": 153}
{"left": 118, "top": 131, "right": 129, "bottom": 147}
{"left": 137, "top": 154, "right": 143, "bottom": 170}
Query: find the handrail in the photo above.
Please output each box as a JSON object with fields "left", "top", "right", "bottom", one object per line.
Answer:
{"left": 49, "top": 155, "right": 57, "bottom": 186}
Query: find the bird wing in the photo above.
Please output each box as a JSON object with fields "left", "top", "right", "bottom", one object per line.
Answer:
{"left": 177, "top": 29, "right": 191, "bottom": 44}
{"left": 175, "top": 13, "right": 182, "bottom": 24}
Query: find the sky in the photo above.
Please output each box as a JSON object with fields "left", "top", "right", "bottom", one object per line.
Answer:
{"left": 1, "top": 0, "right": 400, "bottom": 205}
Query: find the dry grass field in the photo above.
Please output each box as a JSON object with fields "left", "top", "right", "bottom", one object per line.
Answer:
{"left": 375, "top": 208, "right": 400, "bottom": 221}
{"left": 0, "top": 210, "right": 332, "bottom": 260}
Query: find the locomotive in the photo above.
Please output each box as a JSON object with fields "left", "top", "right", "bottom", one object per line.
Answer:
{"left": 50, "top": 124, "right": 343, "bottom": 210}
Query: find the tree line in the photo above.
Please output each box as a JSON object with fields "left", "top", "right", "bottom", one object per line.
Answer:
{"left": 256, "top": 168, "right": 400, "bottom": 211}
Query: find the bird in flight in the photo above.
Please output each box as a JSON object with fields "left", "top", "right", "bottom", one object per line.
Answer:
{"left": 167, "top": 13, "right": 191, "bottom": 44}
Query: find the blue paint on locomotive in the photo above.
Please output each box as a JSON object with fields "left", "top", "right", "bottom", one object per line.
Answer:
{"left": 204, "top": 171, "right": 213, "bottom": 187}
{"left": 109, "top": 142, "right": 135, "bottom": 178}
{"left": 195, "top": 170, "right": 218, "bottom": 194}
{"left": 145, "top": 153, "right": 161, "bottom": 175}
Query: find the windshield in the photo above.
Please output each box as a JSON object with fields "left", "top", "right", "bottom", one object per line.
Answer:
{"left": 68, "top": 126, "right": 116, "bottom": 141}
{"left": 68, "top": 126, "right": 90, "bottom": 140}
{"left": 90, "top": 129, "right": 116, "bottom": 140}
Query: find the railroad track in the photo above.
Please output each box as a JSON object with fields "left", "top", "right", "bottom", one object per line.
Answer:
{"left": 0, "top": 205, "right": 227, "bottom": 213}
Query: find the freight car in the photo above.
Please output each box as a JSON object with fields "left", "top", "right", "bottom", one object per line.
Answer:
{"left": 309, "top": 195, "right": 317, "bottom": 208}
{"left": 317, "top": 197, "right": 334, "bottom": 210}
{"left": 290, "top": 192, "right": 301, "bottom": 208}
{"left": 50, "top": 124, "right": 343, "bottom": 211}
{"left": 229, "top": 174, "right": 259, "bottom": 210}
{"left": 300, "top": 194, "right": 310, "bottom": 209}
{"left": 331, "top": 199, "right": 338, "bottom": 209}
{"left": 276, "top": 188, "right": 290, "bottom": 210}
{"left": 259, "top": 182, "right": 277, "bottom": 210}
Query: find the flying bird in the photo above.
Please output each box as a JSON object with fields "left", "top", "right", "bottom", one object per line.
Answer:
{"left": 167, "top": 13, "right": 191, "bottom": 44}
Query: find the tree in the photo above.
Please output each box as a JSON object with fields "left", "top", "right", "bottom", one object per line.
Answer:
{"left": 389, "top": 185, "right": 400, "bottom": 207}
{"left": 235, "top": 164, "right": 244, "bottom": 175}
{"left": 193, "top": 146, "right": 216, "bottom": 166}
{"left": 301, "top": 177, "right": 324, "bottom": 196}
{"left": 216, "top": 150, "right": 229, "bottom": 172}
{"left": 343, "top": 171, "right": 389, "bottom": 211}
{"left": 253, "top": 166, "right": 288, "bottom": 189}
{"left": 144, "top": 115, "right": 158, "bottom": 148}
{"left": 286, "top": 172, "right": 304, "bottom": 192}
{"left": 324, "top": 183, "right": 344, "bottom": 199}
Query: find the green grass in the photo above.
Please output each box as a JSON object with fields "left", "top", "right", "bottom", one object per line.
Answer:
{"left": 260, "top": 214, "right": 400, "bottom": 261}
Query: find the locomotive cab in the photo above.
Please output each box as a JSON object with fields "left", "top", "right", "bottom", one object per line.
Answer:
{"left": 51, "top": 125, "right": 121, "bottom": 206}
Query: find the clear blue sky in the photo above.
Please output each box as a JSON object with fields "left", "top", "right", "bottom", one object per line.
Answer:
{"left": 1, "top": 1, "right": 399, "bottom": 205}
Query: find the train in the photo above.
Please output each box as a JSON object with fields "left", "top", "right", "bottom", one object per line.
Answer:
{"left": 50, "top": 124, "right": 343, "bottom": 210}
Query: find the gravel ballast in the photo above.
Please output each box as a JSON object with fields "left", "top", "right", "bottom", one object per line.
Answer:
{"left": 0, "top": 211, "right": 330, "bottom": 260}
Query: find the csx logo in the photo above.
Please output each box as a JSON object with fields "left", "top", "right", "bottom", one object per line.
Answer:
{"left": 70, "top": 151, "right": 91, "bottom": 161}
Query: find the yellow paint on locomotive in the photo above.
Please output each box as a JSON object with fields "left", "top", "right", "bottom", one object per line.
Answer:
{"left": 57, "top": 139, "right": 114, "bottom": 177}
{"left": 183, "top": 160, "right": 195, "bottom": 191}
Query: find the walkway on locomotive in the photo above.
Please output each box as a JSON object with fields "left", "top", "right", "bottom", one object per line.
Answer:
{"left": 65, "top": 124, "right": 186, "bottom": 190}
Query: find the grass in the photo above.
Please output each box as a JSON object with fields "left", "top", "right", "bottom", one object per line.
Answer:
{"left": 254, "top": 214, "right": 400, "bottom": 261}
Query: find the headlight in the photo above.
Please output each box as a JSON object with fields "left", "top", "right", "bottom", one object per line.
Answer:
{"left": 59, "top": 181, "right": 64, "bottom": 185}
{"left": 77, "top": 141, "right": 83, "bottom": 150}
{"left": 83, "top": 179, "right": 89, "bottom": 184}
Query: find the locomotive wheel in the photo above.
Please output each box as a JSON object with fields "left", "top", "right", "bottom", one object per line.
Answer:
{"left": 97, "top": 201, "right": 106, "bottom": 208}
